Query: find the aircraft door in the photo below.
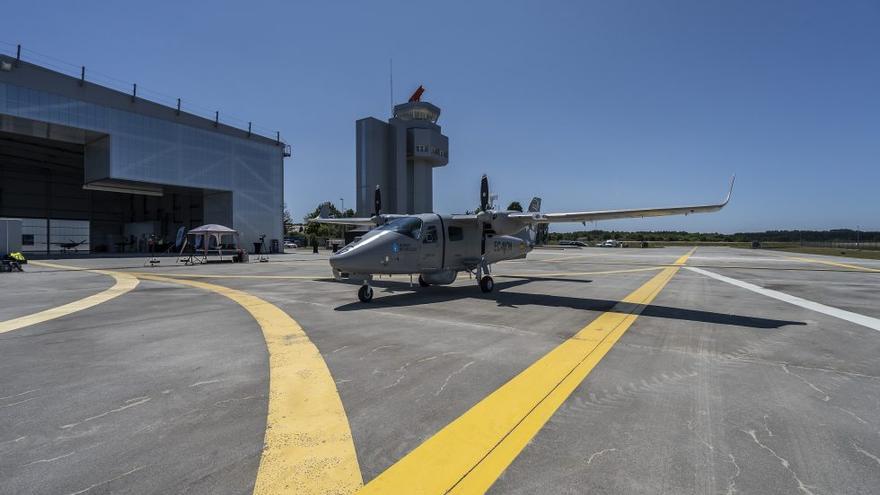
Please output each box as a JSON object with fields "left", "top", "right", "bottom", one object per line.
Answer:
{"left": 418, "top": 215, "right": 443, "bottom": 271}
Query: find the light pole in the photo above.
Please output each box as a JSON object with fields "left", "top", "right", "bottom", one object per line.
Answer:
{"left": 340, "top": 198, "right": 346, "bottom": 241}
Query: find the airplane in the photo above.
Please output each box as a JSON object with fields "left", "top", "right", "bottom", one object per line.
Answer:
{"left": 310, "top": 175, "right": 734, "bottom": 302}
{"left": 51, "top": 239, "right": 87, "bottom": 253}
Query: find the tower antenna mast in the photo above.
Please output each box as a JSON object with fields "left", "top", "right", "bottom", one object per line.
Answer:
{"left": 389, "top": 58, "right": 394, "bottom": 116}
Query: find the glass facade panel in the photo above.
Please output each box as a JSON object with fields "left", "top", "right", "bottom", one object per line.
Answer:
{"left": 0, "top": 81, "right": 283, "bottom": 246}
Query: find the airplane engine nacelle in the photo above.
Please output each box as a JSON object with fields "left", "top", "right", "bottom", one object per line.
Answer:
{"left": 420, "top": 269, "right": 458, "bottom": 285}
{"left": 489, "top": 212, "right": 537, "bottom": 236}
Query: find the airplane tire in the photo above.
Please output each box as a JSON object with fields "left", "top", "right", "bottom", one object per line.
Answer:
{"left": 358, "top": 285, "right": 374, "bottom": 303}
{"left": 479, "top": 275, "right": 494, "bottom": 293}
{"left": 418, "top": 275, "right": 430, "bottom": 288}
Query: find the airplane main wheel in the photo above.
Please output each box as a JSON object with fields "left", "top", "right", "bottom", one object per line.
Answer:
{"left": 358, "top": 285, "right": 374, "bottom": 303}
{"left": 418, "top": 275, "right": 430, "bottom": 288}
{"left": 479, "top": 275, "right": 495, "bottom": 293}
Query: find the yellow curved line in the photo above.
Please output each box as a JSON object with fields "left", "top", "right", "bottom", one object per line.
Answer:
{"left": 0, "top": 262, "right": 139, "bottom": 334}
{"left": 136, "top": 274, "right": 363, "bottom": 495}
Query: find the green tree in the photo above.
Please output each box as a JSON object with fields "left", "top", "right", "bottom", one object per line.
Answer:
{"left": 282, "top": 203, "right": 294, "bottom": 235}
{"left": 507, "top": 201, "right": 523, "bottom": 212}
{"left": 302, "top": 202, "right": 350, "bottom": 239}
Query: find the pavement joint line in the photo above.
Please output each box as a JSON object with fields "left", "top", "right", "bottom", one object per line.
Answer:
{"left": 356, "top": 248, "right": 696, "bottom": 494}
{"left": 0, "top": 261, "right": 139, "bottom": 334}
{"left": 686, "top": 266, "right": 880, "bottom": 332}
{"left": 128, "top": 273, "right": 364, "bottom": 495}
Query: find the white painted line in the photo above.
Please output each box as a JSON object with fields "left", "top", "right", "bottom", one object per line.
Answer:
{"left": 685, "top": 266, "right": 880, "bottom": 332}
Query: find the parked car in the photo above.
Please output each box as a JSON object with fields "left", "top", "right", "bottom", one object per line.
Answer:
{"left": 284, "top": 241, "right": 298, "bottom": 249}
{"left": 598, "top": 239, "right": 620, "bottom": 248}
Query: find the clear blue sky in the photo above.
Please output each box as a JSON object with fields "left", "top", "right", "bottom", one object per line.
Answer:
{"left": 6, "top": 1, "right": 879, "bottom": 233}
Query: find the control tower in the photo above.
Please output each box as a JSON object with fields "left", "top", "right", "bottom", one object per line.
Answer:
{"left": 355, "top": 86, "right": 449, "bottom": 215}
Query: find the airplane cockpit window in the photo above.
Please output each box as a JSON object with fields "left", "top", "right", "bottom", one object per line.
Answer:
{"left": 377, "top": 217, "right": 423, "bottom": 239}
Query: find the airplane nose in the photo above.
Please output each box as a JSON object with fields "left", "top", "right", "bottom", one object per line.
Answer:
{"left": 328, "top": 231, "right": 397, "bottom": 274}
{"left": 329, "top": 248, "right": 357, "bottom": 273}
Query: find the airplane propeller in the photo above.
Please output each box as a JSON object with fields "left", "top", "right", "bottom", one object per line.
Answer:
{"left": 480, "top": 174, "right": 490, "bottom": 212}
{"left": 373, "top": 185, "right": 382, "bottom": 216}
{"left": 479, "top": 174, "right": 491, "bottom": 258}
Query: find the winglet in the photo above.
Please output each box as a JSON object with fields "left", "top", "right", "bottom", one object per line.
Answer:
{"left": 722, "top": 175, "right": 736, "bottom": 205}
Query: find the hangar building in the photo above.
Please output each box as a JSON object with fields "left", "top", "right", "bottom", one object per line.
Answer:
{"left": 355, "top": 89, "right": 448, "bottom": 216}
{"left": 0, "top": 50, "right": 288, "bottom": 254}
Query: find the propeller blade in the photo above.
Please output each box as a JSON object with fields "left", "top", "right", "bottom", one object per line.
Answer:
{"left": 480, "top": 174, "right": 489, "bottom": 212}
{"left": 374, "top": 185, "right": 382, "bottom": 216}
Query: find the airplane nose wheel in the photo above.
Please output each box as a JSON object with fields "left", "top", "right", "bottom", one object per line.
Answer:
{"left": 418, "top": 275, "right": 430, "bottom": 288}
{"left": 479, "top": 275, "right": 495, "bottom": 293}
{"left": 358, "top": 285, "right": 374, "bottom": 303}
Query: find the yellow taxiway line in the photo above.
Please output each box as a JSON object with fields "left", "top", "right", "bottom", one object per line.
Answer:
{"left": 783, "top": 255, "right": 880, "bottom": 273}
{"left": 13, "top": 261, "right": 361, "bottom": 494}
{"left": 0, "top": 261, "right": 139, "bottom": 334}
{"left": 358, "top": 248, "right": 696, "bottom": 494}
{"left": 137, "top": 274, "right": 363, "bottom": 495}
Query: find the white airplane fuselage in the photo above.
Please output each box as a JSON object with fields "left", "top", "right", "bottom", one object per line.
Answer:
{"left": 329, "top": 213, "right": 531, "bottom": 283}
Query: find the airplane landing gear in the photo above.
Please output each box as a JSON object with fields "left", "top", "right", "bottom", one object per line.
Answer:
{"left": 479, "top": 275, "right": 495, "bottom": 293}
{"left": 418, "top": 275, "right": 430, "bottom": 288}
{"left": 358, "top": 284, "right": 374, "bottom": 303}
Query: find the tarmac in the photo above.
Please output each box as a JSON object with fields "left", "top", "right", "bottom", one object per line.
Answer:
{"left": 1, "top": 246, "right": 878, "bottom": 494}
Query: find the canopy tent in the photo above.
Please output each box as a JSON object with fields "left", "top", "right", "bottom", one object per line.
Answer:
{"left": 177, "top": 224, "right": 241, "bottom": 264}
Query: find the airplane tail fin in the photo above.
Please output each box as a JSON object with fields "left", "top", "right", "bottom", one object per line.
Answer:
{"left": 528, "top": 197, "right": 542, "bottom": 213}
{"left": 319, "top": 202, "right": 330, "bottom": 218}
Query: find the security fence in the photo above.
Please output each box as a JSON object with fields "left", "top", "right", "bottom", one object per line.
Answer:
{"left": 800, "top": 241, "right": 880, "bottom": 251}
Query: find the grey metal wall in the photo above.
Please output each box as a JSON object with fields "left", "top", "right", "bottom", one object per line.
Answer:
{"left": 0, "top": 73, "right": 283, "bottom": 248}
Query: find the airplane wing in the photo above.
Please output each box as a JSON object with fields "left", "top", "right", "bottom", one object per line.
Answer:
{"left": 308, "top": 216, "right": 379, "bottom": 226}
{"left": 307, "top": 201, "right": 381, "bottom": 226}
{"left": 509, "top": 176, "right": 734, "bottom": 224}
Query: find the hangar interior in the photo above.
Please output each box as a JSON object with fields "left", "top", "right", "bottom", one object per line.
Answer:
{"left": 0, "top": 128, "right": 219, "bottom": 254}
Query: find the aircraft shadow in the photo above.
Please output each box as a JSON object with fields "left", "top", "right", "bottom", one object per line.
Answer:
{"left": 332, "top": 280, "right": 805, "bottom": 330}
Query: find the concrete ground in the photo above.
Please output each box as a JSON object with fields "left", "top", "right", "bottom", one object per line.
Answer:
{"left": 1, "top": 247, "right": 878, "bottom": 494}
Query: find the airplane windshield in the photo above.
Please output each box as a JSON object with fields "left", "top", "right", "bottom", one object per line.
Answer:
{"left": 377, "top": 217, "right": 422, "bottom": 239}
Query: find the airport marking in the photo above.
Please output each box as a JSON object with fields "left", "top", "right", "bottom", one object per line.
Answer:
{"left": 125, "top": 272, "right": 331, "bottom": 280}
{"left": 782, "top": 255, "right": 880, "bottom": 273}
{"left": 0, "top": 262, "right": 139, "bottom": 334}
{"left": 357, "top": 248, "right": 696, "bottom": 494}
{"left": 686, "top": 266, "right": 880, "bottom": 332}
{"left": 495, "top": 266, "right": 664, "bottom": 278}
{"left": 136, "top": 274, "right": 363, "bottom": 495}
